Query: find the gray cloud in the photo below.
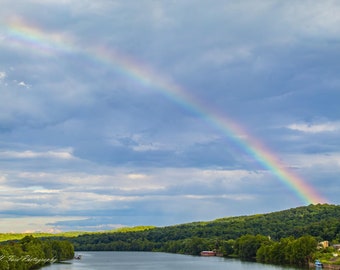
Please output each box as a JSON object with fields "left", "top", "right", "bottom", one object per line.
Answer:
{"left": 0, "top": 0, "right": 339, "bottom": 232}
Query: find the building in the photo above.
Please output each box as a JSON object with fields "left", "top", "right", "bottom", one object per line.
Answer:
{"left": 200, "top": 251, "right": 216, "bottom": 256}
{"left": 333, "top": 244, "right": 340, "bottom": 251}
{"left": 319, "top": 241, "right": 329, "bottom": 248}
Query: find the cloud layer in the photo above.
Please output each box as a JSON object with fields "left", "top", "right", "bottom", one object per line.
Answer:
{"left": 0, "top": 0, "right": 340, "bottom": 232}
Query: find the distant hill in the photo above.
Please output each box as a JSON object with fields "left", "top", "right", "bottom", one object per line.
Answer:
{"left": 208, "top": 203, "right": 340, "bottom": 240}
{"left": 65, "top": 204, "right": 340, "bottom": 251}
{"left": 1, "top": 204, "right": 339, "bottom": 254}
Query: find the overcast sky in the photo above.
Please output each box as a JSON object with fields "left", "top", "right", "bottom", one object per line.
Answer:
{"left": 0, "top": 0, "right": 340, "bottom": 232}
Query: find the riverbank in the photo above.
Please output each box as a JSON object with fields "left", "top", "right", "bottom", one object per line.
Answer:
{"left": 309, "top": 263, "right": 340, "bottom": 269}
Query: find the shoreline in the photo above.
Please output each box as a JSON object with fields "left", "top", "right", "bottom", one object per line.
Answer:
{"left": 309, "top": 263, "right": 340, "bottom": 269}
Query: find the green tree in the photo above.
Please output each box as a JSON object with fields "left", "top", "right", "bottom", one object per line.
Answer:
{"left": 234, "top": 235, "right": 270, "bottom": 260}
{"left": 184, "top": 237, "right": 205, "bottom": 255}
{"left": 288, "top": 235, "right": 317, "bottom": 266}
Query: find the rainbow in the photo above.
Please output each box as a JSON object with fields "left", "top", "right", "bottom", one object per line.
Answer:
{"left": 4, "top": 18, "right": 327, "bottom": 205}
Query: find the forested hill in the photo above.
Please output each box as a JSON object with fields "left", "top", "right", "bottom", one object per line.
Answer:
{"left": 67, "top": 204, "right": 340, "bottom": 252}
{"left": 210, "top": 203, "right": 340, "bottom": 240}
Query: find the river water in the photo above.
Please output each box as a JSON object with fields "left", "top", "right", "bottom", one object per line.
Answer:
{"left": 43, "top": 251, "right": 307, "bottom": 270}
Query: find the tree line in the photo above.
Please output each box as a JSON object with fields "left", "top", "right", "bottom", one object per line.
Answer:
{"left": 58, "top": 204, "right": 340, "bottom": 267}
{"left": 0, "top": 235, "right": 74, "bottom": 270}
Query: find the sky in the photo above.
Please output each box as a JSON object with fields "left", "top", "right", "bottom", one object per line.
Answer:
{"left": 0, "top": 0, "right": 340, "bottom": 233}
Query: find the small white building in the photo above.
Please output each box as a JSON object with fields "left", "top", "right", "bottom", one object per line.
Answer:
{"left": 333, "top": 244, "right": 340, "bottom": 251}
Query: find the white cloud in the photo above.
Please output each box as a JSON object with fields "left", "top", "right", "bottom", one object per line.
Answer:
{"left": 184, "top": 194, "right": 254, "bottom": 201}
{"left": 0, "top": 163, "right": 322, "bottom": 230}
{"left": 285, "top": 152, "right": 340, "bottom": 168}
{"left": 149, "top": 2, "right": 176, "bottom": 28}
{"left": 201, "top": 169, "right": 261, "bottom": 179}
{"left": 0, "top": 149, "right": 75, "bottom": 160}
{"left": 0, "top": 175, "right": 7, "bottom": 183}
{"left": 0, "top": 71, "right": 6, "bottom": 80}
{"left": 282, "top": 1, "right": 340, "bottom": 38}
{"left": 33, "top": 189, "right": 60, "bottom": 194}
{"left": 127, "top": 173, "right": 147, "bottom": 179}
{"left": 18, "top": 172, "right": 52, "bottom": 178}
{"left": 0, "top": 216, "right": 86, "bottom": 233}
{"left": 287, "top": 122, "right": 340, "bottom": 133}
{"left": 18, "top": 81, "right": 29, "bottom": 88}
{"left": 132, "top": 143, "right": 162, "bottom": 152}
{"left": 14, "top": 170, "right": 166, "bottom": 194}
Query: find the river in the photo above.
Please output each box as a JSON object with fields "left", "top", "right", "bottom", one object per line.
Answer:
{"left": 43, "top": 251, "right": 307, "bottom": 270}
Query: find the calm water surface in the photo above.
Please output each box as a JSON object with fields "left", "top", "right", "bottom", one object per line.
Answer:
{"left": 44, "top": 252, "right": 306, "bottom": 270}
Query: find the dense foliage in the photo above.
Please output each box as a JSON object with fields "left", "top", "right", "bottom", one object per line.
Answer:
{"left": 256, "top": 235, "right": 317, "bottom": 266}
{"left": 0, "top": 236, "right": 74, "bottom": 270}
{"left": 67, "top": 204, "right": 340, "bottom": 255}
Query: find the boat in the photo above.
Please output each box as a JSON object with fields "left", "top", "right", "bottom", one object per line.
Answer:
{"left": 315, "top": 259, "right": 323, "bottom": 268}
{"left": 74, "top": 254, "right": 82, "bottom": 260}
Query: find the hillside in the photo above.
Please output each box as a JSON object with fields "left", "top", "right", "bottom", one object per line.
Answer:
{"left": 65, "top": 204, "right": 340, "bottom": 251}
{"left": 1, "top": 204, "right": 339, "bottom": 255}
